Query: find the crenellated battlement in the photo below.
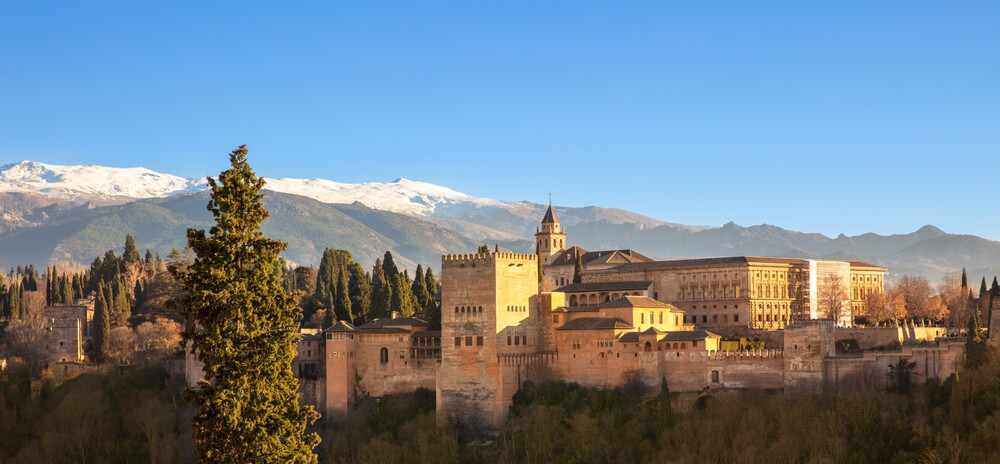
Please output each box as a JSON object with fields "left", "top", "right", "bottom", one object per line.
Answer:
{"left": 441, "top": 251, "right": 537, "bottom": 267}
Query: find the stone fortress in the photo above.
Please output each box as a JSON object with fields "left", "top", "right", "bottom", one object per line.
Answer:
{"left": 194, "top": 205, "right": 968, "bottom": 430}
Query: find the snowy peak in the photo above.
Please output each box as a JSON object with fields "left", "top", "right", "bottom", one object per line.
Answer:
{"left": 0, "top": 160, "right": 513, "bottom": 216}
{"left": 0, "top": 160, "right": 205, "bottom": 202}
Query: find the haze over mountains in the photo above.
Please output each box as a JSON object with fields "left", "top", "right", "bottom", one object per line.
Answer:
{"left": 0, "top": 160, "right": 997, "bottom": 283}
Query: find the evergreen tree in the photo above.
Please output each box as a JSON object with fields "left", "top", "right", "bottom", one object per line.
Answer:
{"left": 334, "top": 270, "right": 352, "bottom": 323}
{"left": 134, "top": 280, "right": 144, "bottom": 312}
{"left": 123, "top": 234, "right": 141, "bottom": 264}
{"left": 477, "top": 245, "right": 491, "bottom": 254}
{"left": 0, "top": 278, "right": 7, "bottom": 319}
{"left": 992, "top": 277, "right": 1000, "bottom": 297}
{"left": 573, "top": 253, "right": 584, "bottom": 284}
{"left": 382, "top": 251, "right": 399, "bottom": 279}
{"left": 113, "top": 278, "right": 128, "bottom": 324}
{"left": 371, "top": 259, "right": 391, "bottom": 319}
{"left": 172, "top": 146, "right": 319, "bottom": 463}
{"left": 423, "top": 268, "right": 437, "bottom": 307}
{"left": 72, "top": 274, "right": 84, "bottom": 300}
{"left": 981, "top": 277, "right": 989, "bottom": 298}
{"left": 145, "top": 249, "right": 154, "bottom": 266}
{"left": 93, "top": 282, "right": 109, "bottom": 362}
{"left": 961, "top": 268, "right": 968, "bottom": 289}
{"left": 25, "top": 267, "right": 38, "bottom": 291}
{"left": 60, "top": 274, "right": 74, "bottom": 304}
{"left": 656, "top": 377, "right": 673, "bottom": 427}
{"left": 965, "top": 309, "right": 987, "bottom": 368}
{"left": 411, "top": 265, "right": 430, "bottom": 311}
{"left": 392, "top": 273, "right": 415, "bottom": 316}
{"left": 45, "top": 267, "right": 52, "bottom": 305}
{"left": 347, "top": 263, "right": 371, "bottom": 322}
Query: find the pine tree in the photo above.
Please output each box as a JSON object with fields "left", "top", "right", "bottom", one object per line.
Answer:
{"left": 93, "top": 282, "right": 110, "bottom": 362}
{"left": 334, "top": 270, "right": 352, "bottom": 323}
{"left": 371, "top": 259, "right": 391, "bottom": 319}
{"left": 172, "top": 146, "right": 319, "bottom": 463}
{"left": 123, "top": 234, "right": 141, "bottom": 264}
{"left": 411, "top": 264, "right": 430, "bottom": 310}
{"left": 572, "top": 253, "right": 583, "bottom": 284}
{"left": 347, "top": 263, "right": 371, "bottom": 322}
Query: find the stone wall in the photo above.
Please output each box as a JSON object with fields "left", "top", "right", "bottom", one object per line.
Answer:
{"left": 834, "top": 326, "right": 948, "bottom": 350}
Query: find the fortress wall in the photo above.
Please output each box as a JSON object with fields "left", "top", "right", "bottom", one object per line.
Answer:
{"left": 834, "top": 326, "right": 948, "bottom": 350}
{"left": 826, "top": 341, "right": 965, "bottom": 390}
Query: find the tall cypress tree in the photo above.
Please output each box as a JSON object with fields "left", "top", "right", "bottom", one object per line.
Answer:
{"left": 572, "top": 252, "right": 584, "bottom": 284}
{"left": 981, "top": 277, "right": 989, "bottom": 298}
{"left": 371, "top": 259, "right": 391, "bottom": 320}
{"left": 411, "top": 264, "right": 430, "bottom": 311}
{"left": 173, "top": 146, "right": 319, "bottom": 463}
{"left": 334, "top": 270, "right": 352, "bottom": 323}
{"left": 992, "top": 277, "right": 1000, "bottom": 297}
{"left": 93, "top": 282, "right": 109, "bottom": 362}
{"left": 61, "top": 274, "right": 74, "bottom": 305}
{"left": 392, "top": 274, "right": 415, "bottom": 316}
{"left": 45, "top": 267, "right": 52, "bottom": 305}
{"left": 347, "top": 263, "right": 371, "bottom": 322}
{"left": 123, "top": 234, "right": 141, "bottom": 264}
{"left": 423, "top": 268, "right": 437, "bottom": 308}
{"left": 382, "top": 251, "right": 399, "bottom": 279}
{"left": 961, "top": 268, "right": 968, "bottom": 289}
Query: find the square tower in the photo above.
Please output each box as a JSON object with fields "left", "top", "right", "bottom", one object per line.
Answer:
{"left": 437, "top": 251, "right": 538, "bottom": 432}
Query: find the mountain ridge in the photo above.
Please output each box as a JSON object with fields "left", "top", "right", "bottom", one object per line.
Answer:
{"left": 0, "top": 160, "right": 997, "bottom": 282}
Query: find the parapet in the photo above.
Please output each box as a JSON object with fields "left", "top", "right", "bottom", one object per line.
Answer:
{"left": 497, "top": 351, "right": 557, "bottom": 366}
{"left": 441, "top": 251, "right": 537, "bottom": 267}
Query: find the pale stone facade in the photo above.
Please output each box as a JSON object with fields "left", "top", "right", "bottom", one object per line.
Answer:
{"left": 285, "top": 207, "right": 961, "bottom": 432}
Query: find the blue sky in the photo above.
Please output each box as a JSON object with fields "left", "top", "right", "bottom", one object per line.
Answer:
{"left": 1, "top": 2, "right": 998, "bottom": 239}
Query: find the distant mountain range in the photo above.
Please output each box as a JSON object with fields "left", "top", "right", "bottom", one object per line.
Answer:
{"left": 0, "top": 160, "right": 997, "bottom": 283}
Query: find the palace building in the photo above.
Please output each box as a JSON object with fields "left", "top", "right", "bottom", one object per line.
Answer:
{"left": 184, "top": 204, "right": 964, "bottom": 432}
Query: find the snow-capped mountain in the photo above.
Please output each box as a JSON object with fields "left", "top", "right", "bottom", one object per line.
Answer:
{"left": 0, "top": 160, "right": 205, "bottom": 203}
{"left": 0, "top": 160, "right": 520, "bottom": 216}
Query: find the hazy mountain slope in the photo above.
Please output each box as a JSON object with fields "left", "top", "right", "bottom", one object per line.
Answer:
{"left": 0, "top": 191, "right": 492, "bottom": 271}
{"left": 1, "top": 160, "right": 997, "bottom": 282}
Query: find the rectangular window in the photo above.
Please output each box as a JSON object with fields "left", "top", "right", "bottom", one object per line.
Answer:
{"left": 507, "top": 336, "right": 512, "bottom": 345}
{"left": 553, "top": 314, "right": 560, "bottom": 323}
{"left": 465, "top": 336, "right": 472, "bottom": 346}
{"left": 399, "top": 350, "right": 405, "bottom": 359}
{"left": 522, "top": 335, "right": 527, "bottom": 345}
{"left": 476, "top": 336, "right": 484, "bottom": 346}
{"left": 659, "top": 312, "right": 663, "bottom": 324}
{"left": 454, "top": 337, "right": 461, "bottom": 346}
{"left": 734, "top": 315, "right": 739, "bottom": 322}
{"left": 514, "top": 336, "right": 520, "bottom": 345}
{"left": 641, "top": 313, "right": 645, "bottom": 324}
{"left": 702, "top": 315, "right": 707, "bottom": 323}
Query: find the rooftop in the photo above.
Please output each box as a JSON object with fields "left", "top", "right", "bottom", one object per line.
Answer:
{"left": 597, "top": 295, "right": 678, "bottom": 310}
{"left": 556, "top": 317, "right": 632, "bottom": 331}
{"left": 554, "top": 280, "right": 652, "bottom": 293}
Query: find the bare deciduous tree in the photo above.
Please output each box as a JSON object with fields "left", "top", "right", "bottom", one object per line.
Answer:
{"left": 106, "top": 326, "right": 137, "bottom": 367}
{"left": 939, "top": 271, "right": 972, "bottom": 328}
{"left": 2, "top": 312, "right": 49, "bottom": 376}
{"left": 134, "top": 317, "right": 182, "bottom": 365}
{"left": 818, "top": 274, "right": 849, "bottom": 325}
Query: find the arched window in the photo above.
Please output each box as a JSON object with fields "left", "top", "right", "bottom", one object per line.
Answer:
{"left": 644, "top": 341, "right": 652, "bottom": 352}
{"left": 570, "top": 295, "right": 578, "bottom": 306}
{"left": 380, "top": 347, "right": 388, "bottom": 364}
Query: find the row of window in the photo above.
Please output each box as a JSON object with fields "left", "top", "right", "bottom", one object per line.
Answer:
{"left": 570, "top": 339, "right": 700, "bottom": 350}
{"left": 506, "top": 305, "right": 527, "bottom": 312}
{"left": 455, "top": 305, "right": 483, "bottom": 313}
{"left": 568, "top": 292, "right": 643, "bottom": 306}
{"left": 455, "top": 336, "right": 484, "bottom": 347}
{"left": 688, "top": 314, "right": 739, "bottom": 324}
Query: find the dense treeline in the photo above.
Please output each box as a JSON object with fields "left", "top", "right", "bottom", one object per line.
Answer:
{"left": 285, "top": 249, "right": 439, "bottom": 329}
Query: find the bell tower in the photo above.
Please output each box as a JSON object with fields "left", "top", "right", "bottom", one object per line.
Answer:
{"left": 534, "top": 199, "right": 566, "bottom": 265}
